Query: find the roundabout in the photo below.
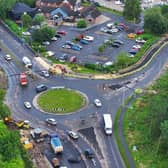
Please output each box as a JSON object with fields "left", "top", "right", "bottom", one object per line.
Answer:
{"left": 34, "top": 88, "right": 88, "bottom": 114}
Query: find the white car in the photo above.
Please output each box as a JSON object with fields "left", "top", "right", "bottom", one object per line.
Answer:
{"left": 83, "top": 36, "right": 94, "bottom": 41}
{"left": 24, "top": 101, "right": 31, "bottom": 109}
{"left": 115, "top": 0, "right": 122, "bottom": 5}
{"left": 132, "top": 45, "right": 141, "bottom": 49}
{"left": 41, "top": 70, "right": 50, "bottom": 77}
{"left": 51, "top": 37, "right": 57, "bottom": 41}
{"left": 68, "top": 131, "right": 79, "bottom": 140}
{"left": 135, "top": 38, "right": 146, "bottom": 44}
{"left": 94, "top": 99, "right": 102, "bottom": 107}
{"left": 100, "top": 27, "right": 108, "bottom": 33}
{"left": 111, "top": 28, "right": 119, "bottom": 33}
{"left": 62, "top": 44, "right": 71, "bottom": 49}
{"left": 106, "top": 23, "right": 114, "bottom": 29}
{"left": 22, "top": 31, "right": 31, "bottom": 36}
{"left": 46, "top": 118, "right": 57, "bottom": 125}
{"left": 4, "top": 54, "right": 12, "bottom": 61}
{"left": 42, "top": 41, "right": 50, "bottom": 45}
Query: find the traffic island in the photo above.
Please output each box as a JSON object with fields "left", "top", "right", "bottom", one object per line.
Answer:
{"left": 34, "top": 88, "right": 88, "bottom": 114}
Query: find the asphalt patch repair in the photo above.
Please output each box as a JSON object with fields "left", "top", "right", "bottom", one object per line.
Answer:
{"left": 79, "top": 127, "right": 103, "bottom": 158}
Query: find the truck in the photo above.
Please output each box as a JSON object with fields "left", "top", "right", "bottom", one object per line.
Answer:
{"left": 50, "top": 134, "right": 63, "bottom": 154}
{"left": 20, "top": 72, "right": 28, "bottom": 86}
{"left": 103, "top": 114, "right": 113, "bottom": 135}
{"left": 22, "top": 56, "right": 32, "bottom": 68}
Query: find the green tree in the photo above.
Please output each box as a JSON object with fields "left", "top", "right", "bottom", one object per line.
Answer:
{"left": 77, "top": 19, "right": 87, "bottom": 28}
{"left": 0, "top": 0, "right": 16, "bottom": 18}
{"left": 33, "top": 13, "right": 45, "bottom": 25}
{"left": 18, "top": 0, "right": 35, "bottom": 7}
{"left": 21, "top": 13, "right": 32, "bottom": 28}
{"left": 160, "top": 120, "right": 168, "bottom": 152}
{"left": 123, "top": 0, "right": 141, "bottom": 21}
{"left": 98, "top": 45, "right": 105, "bottom": 53}
{"left": 161, "top": 4, "right": 168, "bottom": 16}
{"left": 144, "top": 9, "right": 167, "bottom": 35}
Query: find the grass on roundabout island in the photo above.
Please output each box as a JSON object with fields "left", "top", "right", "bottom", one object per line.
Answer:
{"left": 37, "top": 88, "right": 86, "bottom": 114}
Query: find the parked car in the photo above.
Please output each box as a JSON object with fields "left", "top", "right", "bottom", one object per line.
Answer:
{"left": 118, "top": 23, "right": 128, "bottom": 29}
{"left": 84, "top": 149, "right": 94, "bottom": 159}
{"left": 62, "top": 44, "right": 71, "bottom": 49}
{"left": 22, "top": 31, "right": 31, "bottom": 36}
{"left": 36, "top": 84, "right": 48, "bottom": 93}
{"left": 42, "top": 41, "right": 50, "bottom": 45}
{"left": 132, "top": 44, "right": 141, "bottom": 50}
{"left": 94, "top": 99, "right": 102, "bottom": 107}
{"left": 69, "top": 56, "right": 77, "bottom": 63}
{"left": 136, "top": 29, "right": 144, "bottom": 35}
{"left": 127, "top": 33, "right": 136, "bottom": 39}
{"left": 111, "top": 43, "right": 120, "bottom": 48}
{"left": 67, "top": 131, "right": 79, "bottom": 140}
{"left": 24, "top": 101, "right": 31, "bottom": 109}
{"left": 103, "top": 61, "right": 113, "bottom": 67}
{"left": 41, "top": 70, "right": 50, "bottom": 77}
{"left": 135, "top": 37, "right": 146, "bottom": 44}
{"left": 73, "top": 44, "right": 82, "bottom": 49}
{"left": 4, "top": 54, "right": 12, "bottom": 61}
{"left": 83, "top": 35, "right": 94, "bottom": 41}
{"left": 65, "top": 41, "right": 74, "bottom": 46}
{"left": 106, "top": 22, "right": 114, "bottom": 29}
{"left": 111, "top": 28, "right": 119, "bottom": 33}
{"left": 68, "top": 155, "right": 81, "bottom": 163}
{"left": 129, "top": 49, "right": 138, "bottom": 55}
{"left": 71, "top": 45, "right": 81, "bottom": 51}
{"left": 59, "top": 54, "right": 68, "bottom": 62}
{"left": 113, "top": 40, "right": 124, "bottom": 45}
{"left": 55, "top": 34, "right": 62, "bottom": 38}
{"left": 117, "top": 25, "right": 124, "bottom": 31}
{"left": 57, "top": 31, "right": 67, "bottom": 35}
{"left": 100, "top": 27, "right": 108, "bottom": 33}
{"left": 46, "top": 118, "right": 57, "bottom": 125}
{"left": 51, "top": 37, "right": 57, "bottom": 41}
{"left": 80, "top": 39, "right": 89, "bottom": 44}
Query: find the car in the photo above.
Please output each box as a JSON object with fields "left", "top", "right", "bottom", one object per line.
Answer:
{"left": 94, "top": 99, "right": 102, "bottom": 107}
{"left": 68, "top": 155, "right": 81, "bottom": 163}
{"left": 106, "top": 22, "right": 114, "bottom": 29}
{"left": 111, "top": 43, "right": 120, "bottom": 48}
{"left": 111, "top": 28, "right": 119, "bottom": 33}
{"left": 118, "top": 23, "right": 128, "bottom": 29}
{"left": 84, "top": 149, "right": 94, "bottom": 159}
{"left": 103, "top": 61, "right": 113, "bottom": 67}
{"left": 67, "top": 131, "right": 79, "bottom": 139}
{"left": 129, "top": 49, "right": 138, "bottom": 55}
{"left": 69, "top": 56, "right": 77, "bottom": 63}
{"left": 136, "top": 29, "right": 144, "bottom": 35}
{"left": 57, "top": 31, "right": 67, "bottom": 35}
{"left": 127, "top": 54, "right": 135, "bottom": 58}
{"left": 22, "top": 31, "right": 31, "bottom": 36}
{"left": 73, "top": 44, "right": 82, "bottom": 49}
{"left": 115, "top": 0, "right": 122, "bottom": 5}
{"left": 135, "top": 37, "right": 146, "bottom": 44}
{"left": 83, "top": 35, "right": 94, "bottom": 41}
{"left": 113, "top": 40, "right": 124, "bottom": 45}
{"left": 42, "top": 41, "right": 50, "bottom": 45}
{"left": 36, "top": 84, "right": 48, "bottom": 93}
{"left": 46, "top": 118, "right": 57, "bottom": 125}
{"left": 51, "top": 37, "right": 57, "bottom": 41}
{"left": 71, "top": 45, "right": 81, "bottom": 51}
{"left": 41, "top": 70, "right": 50, "bottom": 77}
{"left": 127, "top": 33, "right": 136, "bottom": 39}
{"left": 117, "top": 25, "right": 124, "bottom": 31}
{"left": 132, "top": 45, "right": 141, "bottom": 49}
{"left": 100, "top": 27, "right": 108, "bottom": 33}
{"left": 65, "top": 41, "right": 74, "bottom": 46}
{"left": 62, "top": 44, "right": 71, "bottom": 49}
{"left": 59, "top": 54, "right": 68, "bottom": 62}
{"left": 80, "top": 39, "right": 89, "bottom": 44}
{"left": 4, "top": 54, "right": 12, "bottom": 61}
{"left": 55, "top": 34, "right": 62, "bottom": 38}
{"left": 24, "top": 101, "right": 31, "bottom": 109}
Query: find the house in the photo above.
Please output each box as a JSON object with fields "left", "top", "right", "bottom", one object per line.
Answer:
{"left": 36, "top": 0, "right": 63, "bottom": 8}
{"left": 10, "top": 2, "right": 37, "bottom": 20}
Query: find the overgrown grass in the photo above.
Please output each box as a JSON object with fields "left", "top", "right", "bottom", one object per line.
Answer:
{"left": 123, "top": 71, "right": 168, "bottom": 168}
{"left": 37, "top": 89, "right": 86, "bottom": 113}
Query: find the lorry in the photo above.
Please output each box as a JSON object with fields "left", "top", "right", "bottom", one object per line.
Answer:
{"left": 20, "top": 72, "right": 28, "bottom": 86}
{"left": 22, "top": 56, "right": 32, "bottom": 68}
{"left": 103, "top": 114, "right": 113, "bottom": 135}
{"left": 50, "top": 134, "right": 63, "bottom": 154}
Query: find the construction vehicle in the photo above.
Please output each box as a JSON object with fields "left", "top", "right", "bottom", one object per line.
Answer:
{"left": 50, "top": 134, "right": 63, "bottom": 154}
{"left": 16, "top": 120, "right": 30, "bottom": 129}
{"left": 52, "top": 157, "right": 60, "bottom": 168}
{"left": 20, "top": 72, "right": 28, "bottom": 86}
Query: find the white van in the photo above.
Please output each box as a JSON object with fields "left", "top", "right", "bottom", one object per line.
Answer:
{"left": 103, "top": 114, "right": 113, "bottom": 135}
{"left": 22, "top": 56, "right": 32, "bottom": 68}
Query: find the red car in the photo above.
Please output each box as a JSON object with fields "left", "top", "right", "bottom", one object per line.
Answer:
{"left": 57, "top": 30, "right": 67, "bottom": 35}
{"left": 136, "top": 29, "right": 144, "bottom": 35}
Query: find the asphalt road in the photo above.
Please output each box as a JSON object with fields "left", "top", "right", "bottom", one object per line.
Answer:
{"left": 1, "top": 17, "right": 168, "bottom": 168}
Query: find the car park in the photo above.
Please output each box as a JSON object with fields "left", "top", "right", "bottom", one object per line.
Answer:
{"left": 4, "top": 54, "right": 12, "bottom": 61}
{"left": 83, "top": 35, "right": 94, "bottom": 41}
{"left": 36, "top": 84, "right": 48, "bottom": 93}
{"left": 57, "top": 31, "right": 67, "bottom": 35}
{"left": 84, "top": 149, "right": 94, "bottom": 159}
{"left": 94, "top": 99, "right": 102, "bottom": 107}
{"left": 46, "top": 118, "right": 57, "bottom": 125}
{"left": 67, "top": 131, "right": 79, "bottom": 140}
{"left": 24, "top": 101, "right": 31, "bottom": 109}
{"left": 41, "top": 70, "right": 50, "bottom": 77}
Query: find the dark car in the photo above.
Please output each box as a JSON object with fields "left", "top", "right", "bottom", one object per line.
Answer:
{"left": 113, "top": 40, "right": 124, "bottom": 45}
{"left": 55, "top": 34, "right": 62, "bottom": 38}
{"left": 84, "top": 149, "right": 94, "bottom": 159}
{"left": 59, "top": 54, "right": 68, "bottom": 62}
{"left": 68, "top": 155, "right": 81, "bottom": 163}
{"left": 111, "top": 43, "right": 120, "bottom": 48}
{"left": 36, "top": 84, "right": 48, "bottom": 93}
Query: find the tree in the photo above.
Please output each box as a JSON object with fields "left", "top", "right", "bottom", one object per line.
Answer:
{"left": 160, "top": 120, "right": 168, "bottom": 152}
{"left": 21, "top": 13, "right": 32, "bottom": 28}
{"left": 123, "top": 0, "right": 141, "bottom": 21}
{"left": 18, "top": 0, "right": 35, "bottom": 7}
{"left": 161, "top": 4, "right": 168, "bottom": 16}
{"left": 77, "top": 19, "right": 87, "bottom": 28}
{"left": 0, "top": 0, "right": 16, "bottom": 18}
{"left": 33, "top": 14, "right": 45, "bottom": 25}
{"left": 144, "top": 9, "right": 167, "bottom": 35}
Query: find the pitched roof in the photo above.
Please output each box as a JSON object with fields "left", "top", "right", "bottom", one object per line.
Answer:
{"left": 40, "top": 0, "right": 62, "bottom": 4}
{"left": 12, "top": 2, "right": 36, "bottom": 14}
{"left": 41, "top": 7, "right": 56, "bottom": 13}
{"left": 90, "top": 9, "right": 101, "bottom": 19}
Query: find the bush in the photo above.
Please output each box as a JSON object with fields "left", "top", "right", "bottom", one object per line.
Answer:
{"left": 77, "top": 19, "right": 87, "bottom": 28}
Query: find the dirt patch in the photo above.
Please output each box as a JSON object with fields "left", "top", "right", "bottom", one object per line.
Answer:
{"left": 0, "top": 68, "right": 7, "bottom": 89}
